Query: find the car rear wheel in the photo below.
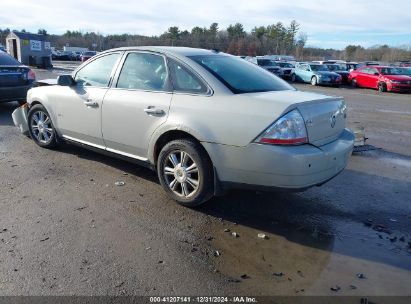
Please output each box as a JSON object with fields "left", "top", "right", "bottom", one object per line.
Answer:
{"left": 28, "top": 104, "right": 58, "bottom": 148}
{"left": 378, "top": 82, "right": 387, "bottom": 92}
{"left": 157, "top": 139, "right": 213, "bottom": 207}
{"left": 311, "top": 76, "right": 318, "bottom": 86}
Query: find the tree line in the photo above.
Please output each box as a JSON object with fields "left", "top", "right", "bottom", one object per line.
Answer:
{"left": 1, "top": 24, "right": 410, "bottom": 62}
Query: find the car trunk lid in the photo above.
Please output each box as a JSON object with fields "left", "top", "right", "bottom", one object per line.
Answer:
{"left": 297, "top": 97, "right": 346, "bottom": 146}
{"left": 235, "top": 90, "right": 346, "bottom": 147}
{"left": 0, "top": 65, "right": 29, "bottom": 87}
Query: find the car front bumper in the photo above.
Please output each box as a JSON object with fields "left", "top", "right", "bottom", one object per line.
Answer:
{"left": 203, "top": 128, "right": 354, "bottom": 191}
{"left": 388, "top": 83, "right": 411, "bottom": 92}
{"left": 12, "top": 104, "right": 30, "bottom": 135}
{"left": 0, "top": 84, "right": 32, "bottom": 103}
{"left": 318, "top": 78, "right": 342, "bottom": 85}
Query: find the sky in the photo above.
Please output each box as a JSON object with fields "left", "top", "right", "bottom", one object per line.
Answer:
{"left": 1, "top": 0, "right": 410, "bottom": 49}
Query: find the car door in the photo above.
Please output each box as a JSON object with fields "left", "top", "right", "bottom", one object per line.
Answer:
{"left": 301, "top": 64, "right": 312, "bottom": 82}
{"left": 55, "top": 52, "right": 122, "bottom": 147}
{"left": 356, "top": 68, "right": 368, "bottom": 87}
{"left": 367, "top": 68, "right": 380, "bottom": 89}
{"left": 296, "top": 65, "right": 307, "bottom": 82}
{"left": 101, "top": 51, "right": 172, "bottom": 160}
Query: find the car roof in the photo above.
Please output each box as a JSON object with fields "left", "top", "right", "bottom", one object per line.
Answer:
{"left": 105, "top": 46, "right": 225, "bottom": 58}
{"left": 0, "top": 51, "right": 21, "bottom": 66}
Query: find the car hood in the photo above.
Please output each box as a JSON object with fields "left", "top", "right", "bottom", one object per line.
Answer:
{"left": 383, "top": 75, "right": 411, "bottom": 81}
{"left": 335, "top": 70, "right": 349, "bottom": 74}
{"left": 315, "top": 71, "right": 339, "bottom": 77}
{"left": 263, "top": 66, "right": 280, "bottom": 70}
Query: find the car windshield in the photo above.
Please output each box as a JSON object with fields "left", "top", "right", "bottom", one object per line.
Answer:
{"left": 257, "top": 59, "right": 278, "bottom": 67}
{"left": 327, "top": 64, "right": 346, "bottom": 71}
{"left": 276, "top": 62, "right": 294, "bottom": 68}
{"left": 189, "top": 55, "right": 293, "bottom": 94}
{"left": 398, "top": 68, "right": 411, "bottom": 75}
{"left": 310, "top": 64, "right": 329, "bottom": 71}
{"left": 0, "top": 52, "right": 20, "bottom": 65}
{"left": 379, "top": 67, "right": 402, "bottom": 75}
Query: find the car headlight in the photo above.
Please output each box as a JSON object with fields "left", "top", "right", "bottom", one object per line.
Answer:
{"left": 255, "top": 109, "right": 308, "bottom": 145}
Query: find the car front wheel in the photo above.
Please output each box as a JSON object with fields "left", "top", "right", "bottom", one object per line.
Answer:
{"left": 311, "top": 76, "right": 318, "bottom": 86}
{"left": 378, "top": 82, "right": 387, "bottom": 92}
{"left": 157, "top": 139, "right": 214, "bottom": 207}
{"left": 28, "top": 104, "right": 58, "bottom": 148}
{"left": 291, "top": 74, "right": 296, "bottom": 82}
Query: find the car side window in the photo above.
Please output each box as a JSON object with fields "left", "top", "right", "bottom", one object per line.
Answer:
{"left": 370, "top": 68, "right": 379, "bottom": 75}
{"left": 116, "top": 52, "right": 168, "bottom": 91}
{"left": 168, "top": 59, "right": 208, "bottom": 94}
{"left": 361, "top": 68, "right": 369, "bottom": 74}
{"left": 75, "top": 53, "right": 120, "bottom": 87}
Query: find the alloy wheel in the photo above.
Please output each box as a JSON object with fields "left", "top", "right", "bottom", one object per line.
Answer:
{"left": 163, "top": 150, "right": 200, "bottom": 198}
{"left": 30, "top": 111, "right": 54, "bottom": 144}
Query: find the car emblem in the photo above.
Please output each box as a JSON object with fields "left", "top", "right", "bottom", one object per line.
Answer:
{"left": 330, "top": 115, "right": 336, "bottom": 128}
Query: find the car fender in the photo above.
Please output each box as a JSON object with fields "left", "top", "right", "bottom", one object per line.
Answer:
{"left": 26, "top": 86, "right": 59, "bottom": 130}
{"left": 147, "top": 121, "right": 206, "bottom": 164}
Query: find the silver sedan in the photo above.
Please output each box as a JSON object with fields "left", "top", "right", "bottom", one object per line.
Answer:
{"left": 13, "top": 47, "right": 354, "bottom": 207}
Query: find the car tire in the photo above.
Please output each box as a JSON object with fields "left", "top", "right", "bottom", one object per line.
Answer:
{"left": 378, "top": 82, "right": 387, "bottom": 92}
{"left": 28, "top": 104, "right": 58, "bottom": 149}
{"left": 311, "top": 76, "right": 318, "bottom": 86}
{"left": 157, "top": 139, "right": 214, "bottom": 207}
{"left": 291, "top": 74, "right": 296, "bottom": 82}
{"left": 351, "top": 78, "right": 357, "bottom": 88}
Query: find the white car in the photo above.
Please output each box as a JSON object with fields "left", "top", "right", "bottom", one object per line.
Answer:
{"left": 13, "top": 47, "right": 354, "bottom": 207}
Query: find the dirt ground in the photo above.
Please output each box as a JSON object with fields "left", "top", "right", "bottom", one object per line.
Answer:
{"left": 0, "top": 63, "right": 410, "bottom": 300}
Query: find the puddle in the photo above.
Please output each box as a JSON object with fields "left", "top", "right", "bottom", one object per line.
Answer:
{"left": 379, "top": 157, "right": 411, "bottom": 169}
{"left": 376, "top": 109, "right": 411, "bottom": 115}
{"left": 208, "top": 220, "right": 411, "bottom": 296}
{"left": 210, "top": 222, "right": 333, "bottom": 295}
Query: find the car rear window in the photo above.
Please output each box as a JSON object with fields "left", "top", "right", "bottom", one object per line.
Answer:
{"left": 0, "top": 52, "right": 20, "bottom": 65}
{"left": 189, "top": 55, "right": 293, "bottom": 94}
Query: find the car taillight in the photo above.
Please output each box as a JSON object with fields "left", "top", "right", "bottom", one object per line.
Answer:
{"left": 28, "top": 69, "right": 36, "bottom": 81}
{"left": 255, "top": 109, "right": 308, "bottom": 145}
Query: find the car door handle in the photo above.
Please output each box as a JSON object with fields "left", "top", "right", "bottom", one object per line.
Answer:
{"left": 84, "top": 100, "right": 98, "bottom": 107}
{"left": 144, "top": 107, "right": 165, "bottom": 115}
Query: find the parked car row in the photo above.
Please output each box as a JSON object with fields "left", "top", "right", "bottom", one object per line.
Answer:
{"left": 52, "top": 50, "right": 97, "bottom": 62}
{"left": 289, "top": 60, "right": 411, "bottom": 93}
{"left": 245, "top": 56, "right": 295, "bottom": 79}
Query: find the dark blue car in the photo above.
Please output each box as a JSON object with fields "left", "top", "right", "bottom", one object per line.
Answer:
{"left": 0, "top": 52, "right": 36, "bottom": 104}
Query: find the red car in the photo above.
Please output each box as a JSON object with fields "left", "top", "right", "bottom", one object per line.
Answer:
{"left": 348, "top": 66, "right": 411, "bottom": 93}
{"left": 80, "top": 51, "right": 97, "bottom": 62}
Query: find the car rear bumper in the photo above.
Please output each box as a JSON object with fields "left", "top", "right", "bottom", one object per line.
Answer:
{"left": 203, "top": 128, "right": 354, "bottom": 191}
{"left": 0, "top": 84, "right": 31, "bottom": 103}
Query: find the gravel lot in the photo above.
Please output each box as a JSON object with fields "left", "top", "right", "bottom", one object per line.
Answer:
{"left": 0, "top": 62, "right": 410, "bottom": 298}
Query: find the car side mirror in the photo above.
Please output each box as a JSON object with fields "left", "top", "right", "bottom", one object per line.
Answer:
{"left": 374, "top": 72, "right": 380, "bottom": 76}
{"left": 57, "top": 75, "right": 76, "bottom": 86}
